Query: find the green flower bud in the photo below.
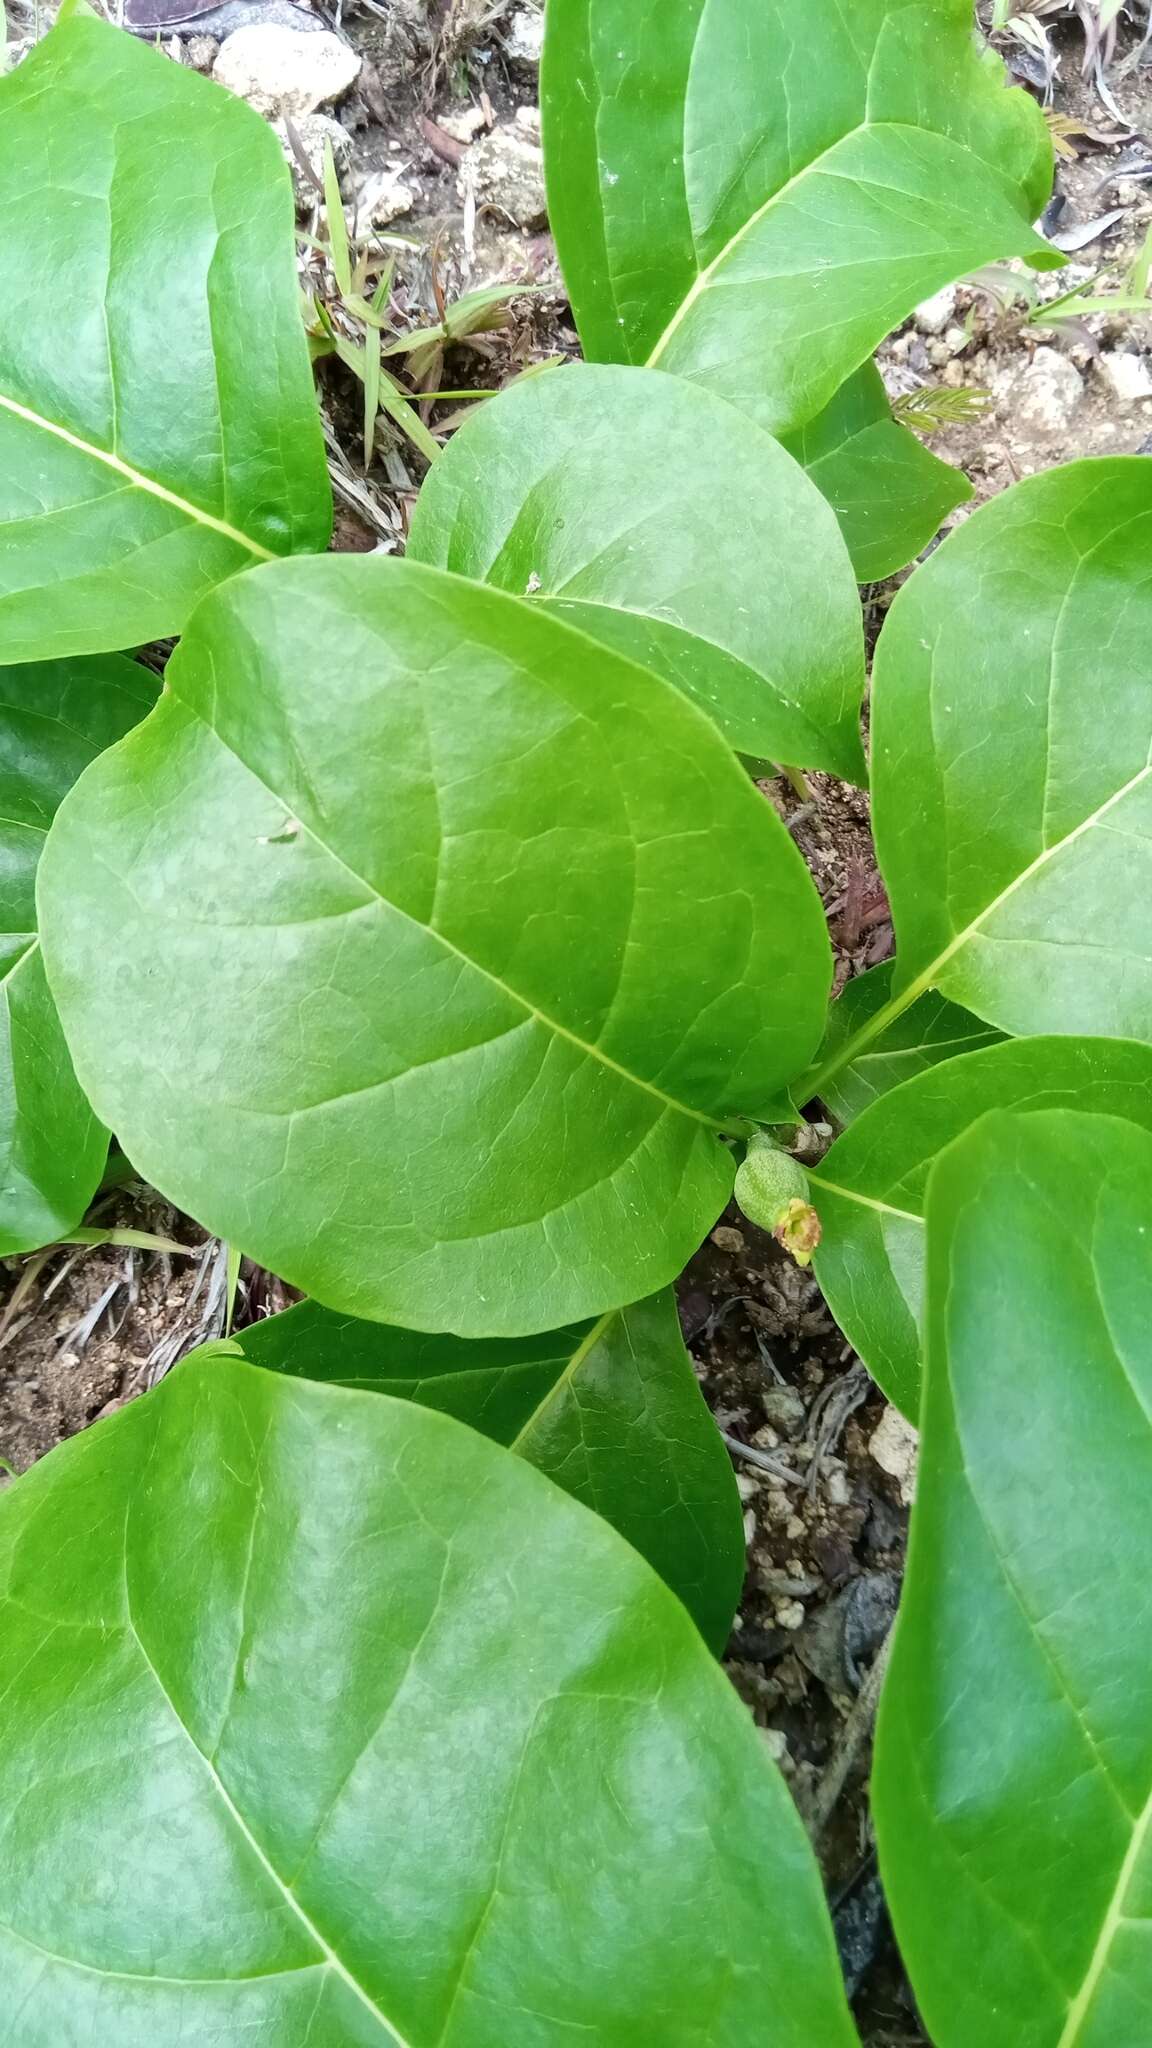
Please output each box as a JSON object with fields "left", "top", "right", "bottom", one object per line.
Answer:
{"left": 733, "top": 1138, "right": 822, "bottom": 1267}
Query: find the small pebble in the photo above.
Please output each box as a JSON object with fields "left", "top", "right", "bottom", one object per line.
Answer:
{"left": 711, "top": 1225, "right": 745, "bottom": 1254}
{"left": 869, "top": 1404, "right": 919, "bottom": 1506}
{"left": 1097, "top": 349, "right": 1152, "bottom": 404}
{"left": 775, "top": 1599, "right": 806, "bottom": 1631}
{"left": 760, "top": 1726, "right": 789, "bottom": 1765}
{"left": 825, "top": 1468, "right": 851, "bottom": 1507}
{"left": 914, "top": 284, "right": 957, "bottom": 334}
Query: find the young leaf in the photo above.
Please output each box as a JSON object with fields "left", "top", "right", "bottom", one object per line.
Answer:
{"left": 809, "top": 1035, "right": 1152, "bottom": 1415}
{"left": 408, "top": 362, "right": 867, "bottom": 779}
{"left": 0, "top": 13, "right": 330, "bottom": 662}
{"left": 777, "top": 363, "right": 973, "bottom": 584}
{"left": 869, "top": 459, "right": 1152, "bottom": 1046}
{"left": 542, "top": 0, "right": 1060, "bottom": 435}
{"left": 875, "top": 1108, "right": 1152, "bottom": 2045}
{"left": 236, "top": 1288, "right": 745, "bottom": 1651}
{"left": 0, "top": 1350, "right": 860, "bottom": 2045}
{"left": 38, "top": 555, "right": 832, "bottom": 1336}
{"left": 811, "top": 960, "right": 1003, "bottom": 1125}
{"left": 0, "top": 654, "right": 159, "bottom": 1251}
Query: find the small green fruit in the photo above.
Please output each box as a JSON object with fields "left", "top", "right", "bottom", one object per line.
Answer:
{"left": 734, "top": 1138, "right": 822, "bottom": 1266}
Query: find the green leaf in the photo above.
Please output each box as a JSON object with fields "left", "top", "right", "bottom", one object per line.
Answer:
{"left": 0, "top": 1349, "right": 860, "bottom": 2045}
{"left": 810, "top": 960, "right": 1003, "bottom": 1125}
{"left": 236, "top": 1288, "right": 744, "bottom": 1650}
{"left": 0, "top": 14, "right": 330, "bottom": 662}
{"left": 875, "top": 1107, "right": 1152, "bottom": 2046}
{"left": 408, "top": 362, "right": 866, "bottom": 779}
{"left": 810, "top": 1035, "right": 1152, "bottom": 1415}
{"left": 0, "top": 654, "right": 158, "bottom": 1251}
{"left": 870, "top": 459, "right": 1152, "bottom": 1044}
{"left": 39, "top": 554, "right": 832, "bottom": 1336}
{"left": 777, "top": 362, "right": 972, "bottom": 583}
{"left": 542, "top": 0, "right": 1059, "bottom": 435}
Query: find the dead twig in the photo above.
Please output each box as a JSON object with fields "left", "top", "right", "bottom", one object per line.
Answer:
{"left": 720, "top": 1430, "right": 805, "bottom": 1488}
{"left": 807, "top": 1626, "right": 895, "bottom": 1839}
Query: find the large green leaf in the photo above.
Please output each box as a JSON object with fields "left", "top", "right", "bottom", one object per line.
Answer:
{"left": 0, "top": 13, "right": 330, "bottom": 662}
{"left": 0, "top": 654, "right": 159, "bottom": 1250}
{"left": 875, "top": 1108, "right": 1152, "bottom": 2046}
{"left": 39, "top": 554, "right": 831, "bottom": 1335}
{"left": 0, "top": 1350, "right": 860, "bottom": 2045}
{"left": 811, "top": 960, "right": 1003, "bottom": 1126}
{"left": 866, "top": 459, "right": 1152, "bottom": 1051}
{"left": 408, "top": 363, "right": 866, "bottom": 779}
{"left": 542, "top": 0, "right": 1059, "bottom": 436}
{"left": 810, "top": 1036, "right": 1152, "bottom": 1415}
{"left": 236, "top": 1289, "right": 745, "bottom": 1651}
{"left": 777, "top": 363, "right": 972, "bottom": 584}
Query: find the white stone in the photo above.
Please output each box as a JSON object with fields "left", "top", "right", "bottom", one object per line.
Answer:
{"left": 760, "top": 1726, "right": 789, "bottom": 1765}
{"left": 461, "top": 126, "right": 547, "bottom": 229}
{"left": 505, "top": 6, "right": 544, "bottom": 64}
{"left": 1004, "top": 347, "right": 1083, "bottom": 435}
{"left": 435, "top": 104, "right": 488, "bottom": 143}
{"left": 914, "top": 285, "right": 957, "bottom": 334}
{"left": 358, "top": 167, "right": 415, "bottom": 226}
{"left": 515, "top": 102, "right": 542, "bottom": 141}
{"left": 1097, "top": 350, "right": 1152, "bottom": 404}
{"left": 213, "top": 26, "right": 360, "bottom": 119}
{"left": 273, "top": 113, "right": 352, "bottom": 207}
{"left": 869, "top": 1405, "right": 919, "bottom": 1506}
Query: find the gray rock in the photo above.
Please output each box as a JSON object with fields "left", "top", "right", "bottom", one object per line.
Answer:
{"left": 462, "top": 126, "right": 547, "bottom": 230}
{"left": 868, "top": 1404, "right": 918, "bottom": 1506}
{"left": 505, "top": 5, "right": 544, "bottom": 66}
{"left": 213, "top": 23, "right": 360, "bottom": 117}
{"left": 358, "top": 167, "right": 416, "bottom": 226}
{"left": 1004, "top": 346, "right": 1084, "bottom": 435}
{"left": 184, "top": 32, "right": 221, "bottom": 71}
{"left": 1097, "top": 349, "right": 1152, "bottom": 404}
{"left": 914, "top": 285, "right": 957, "bottom": 335}
{"left": 273, "top": 113, "right": 352, "bottom": 208}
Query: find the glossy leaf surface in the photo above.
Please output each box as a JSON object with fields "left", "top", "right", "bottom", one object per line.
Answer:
{"left": 872, "top": 459, "right": 1152, "bottom": 1043}
{"left": 876, "top": 1109, "right": 1152, "bottom": 2046}
{"left": 542, "top": 0, "right": 1058, "bottom": 435}
{"left": 409, "top": 363, "right": 866, "bottom": 778}
{"left": 0, "top": 1351, "right": 859, "bottom": 2045}
{"left": 778, "top": 363, "right": 971, "bottom": 582}
{"left": 811, "top": 1036, "right": 1152, "bottom": 1415}
{"left": 811, "top": 961, "right": 1002, "bottom": 1126}
{"left": 0, "top": 14, "right": 330, "bottom": 661}
{"left": 39, "top": 555, "right": 831, "bottom": 1335}
{"left": 237, "top": 1289, "right": 745, "bottom": 1651}
{"left": 0, "top": 655, "right": 158, "bottom": 1250}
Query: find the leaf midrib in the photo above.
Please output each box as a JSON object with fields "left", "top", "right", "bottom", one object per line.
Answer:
{"left": 805, "top": 758, "right": 1152, "bottom": 1102}
{"left": 646, "top": 116, "right": 871, "bottom": 368}
{"left": 809, "top": 1171, "right": 918, "bottom": 1226}
{"left": 508, "top": 1307, "right": 617, "bottom": 1450}
{"left": 179, "top": 693, "right": 723, "bottom": 1133}
{"left": 123, "top": 1510, "right": 413, "bottom": 2045}
{"left": 0, "top": 390, "right": 275, "bottom": 563}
